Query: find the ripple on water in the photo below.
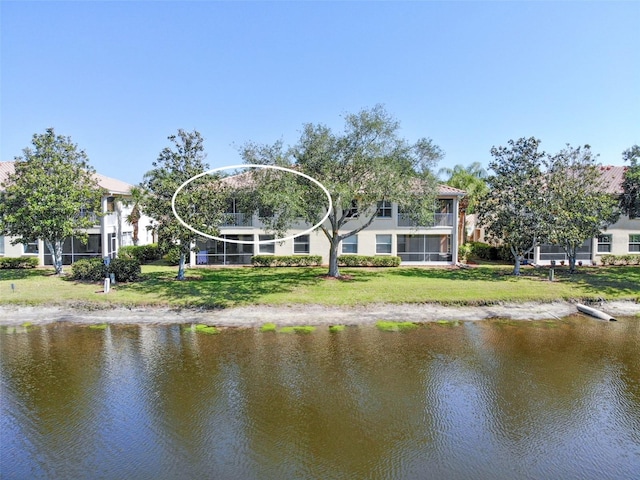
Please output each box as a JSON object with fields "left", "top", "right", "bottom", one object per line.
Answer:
{"left": 1, "top": 319, "right": 639, "bottom": 479}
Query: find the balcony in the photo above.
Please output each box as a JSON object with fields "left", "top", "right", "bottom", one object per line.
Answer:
{"left": 221, "top": 212, "right": 253, "bottom": 227}
{"left": 397, "top": 213, "right": 454, "bottom": 228}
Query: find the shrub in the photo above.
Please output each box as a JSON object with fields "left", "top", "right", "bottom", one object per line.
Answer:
{"left": 70, "top": 257, "right": 141, "bottom": 282}
{"left": 163, "top": 247, "right": 182, "bottom": 266}
{"left": 108, "top": 258, "right": 141, "bottom": 282}
{"left": 600, "top": 254, "right": 640, "bottom": 266}
{"left": 118, "top": 244, "right": 161, "bottom": 264}
{"left": 337, "top": 255, "right": 401, "bottom": 267}
{"left": 469, "top": 242, "right": 492, "bottom": 260}
{"left": 0, "top": 257, "right": 39, "bottom": 269}
{"left": 458, "top": 243, "right": 472, "bottom": 263}
{"left": 251, "top": 255, "right": 323, "bottom": 267}
{"left": 70, "top": 258, "right": 108, "bottom": 281}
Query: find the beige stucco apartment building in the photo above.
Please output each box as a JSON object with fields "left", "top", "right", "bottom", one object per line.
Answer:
{"left": 190, "top": 185, "right": 467, "bottom": 266}
{"left": 467, "top": 165, "right": 640, "bottom": 265}
{"left": 0, "top": 161, "right": 154, "bottom": 266}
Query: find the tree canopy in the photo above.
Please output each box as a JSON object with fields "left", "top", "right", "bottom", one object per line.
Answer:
{"left": 544, "top": 144, "right": 619, "bottom": 272}
{"left": 241, "top": 105, "right": 443, "bottom": 277}
{"left": 620, "top": 145, "right": 640, "bottom": 219}
{"left": 478, "top": 138, "right": 622, "bottom": 274}
{"left": 141, "top": 129, "right": 229, "bottom": 280}
{"left": 0, "top": 128, "right": 103, "bottom": 274}
{"left": 476, "top": 137, "right": 547, "bottom": 274}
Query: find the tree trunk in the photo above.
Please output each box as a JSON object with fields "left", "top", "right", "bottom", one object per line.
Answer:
{"left": 133, "top": 221, "right": 139, "bottom": 246}
{"left": 511, "top": 247, "right": 522, "bottom": 276}
{"left": 45, "top": 239, "right": 64, "bottom": 275}
{"left": 327, "top": 239, "right": 340, "bottom": 278}
{"left": 568, "top": 248, "right": 577, "bottom": 273}
{"left": 177, "top": 251, "right": 187, "bottom": 280}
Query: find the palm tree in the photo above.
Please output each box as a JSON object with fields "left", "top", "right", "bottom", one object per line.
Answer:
{"left": 124, "top": 186, "right": 144, "bottom": 246}
{"left": 439, "top": 162, "right": 488, "bottom": 245}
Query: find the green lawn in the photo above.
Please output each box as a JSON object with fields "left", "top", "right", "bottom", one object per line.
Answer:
{"left": 1, "top": 265, "right": 638, "bottom": 309}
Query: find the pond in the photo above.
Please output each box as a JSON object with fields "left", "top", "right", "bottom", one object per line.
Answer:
{"left": 1, "top": 316, "right": 639, "bottom": 480}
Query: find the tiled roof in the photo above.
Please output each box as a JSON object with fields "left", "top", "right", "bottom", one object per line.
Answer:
{"left": 0, "top": 161, "right": 133, "bottom": 195}
{"left": 597, "top": 165, "right": 627, "bottom": 195}
{"left": 438, "top": 184, "right": 466, "bottom": 196}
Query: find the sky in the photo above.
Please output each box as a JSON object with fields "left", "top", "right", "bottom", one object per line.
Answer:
{"left": 1, "top": 0, "right": 639, "bottom": 186}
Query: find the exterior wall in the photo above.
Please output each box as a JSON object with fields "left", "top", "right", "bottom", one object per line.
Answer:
{"left": 189, "top": 196, "right": 462, "bottom": 266}
{"left": 593, "top": 215, "right": 640, "bottom": 262}
{"left": 1, "top": 194, "right": 154, "bottom": 266}
{"left": 530, "top": 214, "right": 640, "bottom": 265}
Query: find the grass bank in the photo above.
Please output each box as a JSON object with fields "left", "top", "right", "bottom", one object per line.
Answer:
{"left": 1, "top": 265, "right": 638, "bottom": 309}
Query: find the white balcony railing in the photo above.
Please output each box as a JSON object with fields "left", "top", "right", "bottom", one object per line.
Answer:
{"left": 397, "top": 213, "right": 454, "bottom": 227}
{"left": 221, "top": 213, "right": 253, "bottom": 227}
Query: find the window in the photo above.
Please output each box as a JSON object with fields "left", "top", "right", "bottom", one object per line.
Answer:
{"left": 23, "top": 241, "right": 39, "bottom": 254}
{"left": 342, "top": 235, "right": 358, "bottom": 254}
{"left": 376, "top": 200, "right": 392, "bottom": 218}
{"left": 376, "top": 234, "right": 392, "bottom": 254}
{"left": 345, "top": 200, "right": 358, "bottom": 218}
{"left": 597, "top": 235, "right": 612, "bottom": 253}
{"left": 194, "top": 235, "right": 254, "bottom": 265}
{"left": 0, "top": 235, "right": 4, "bottom": 255}
{"left": 259, "top": 235, "right": 275, "bottom": 254}
{"left": 397, "top": 235, "right": 452, "bottom": 262}
{"left": 630, "top": 234, "right": 640, "bottom": 253}
{"left": 106, "top": 197, "right": 115, "bottom": 212}
{"left": 294, "top": 235, "right": 310, "bottom": 254}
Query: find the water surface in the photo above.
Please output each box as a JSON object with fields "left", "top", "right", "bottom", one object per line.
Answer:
{"left": 1, "top": 316, "right": 639, "bottom": 479}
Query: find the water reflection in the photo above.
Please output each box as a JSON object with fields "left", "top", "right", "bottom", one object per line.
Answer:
{"left": 1, "top": 317, "right": 638, "bottom": 479}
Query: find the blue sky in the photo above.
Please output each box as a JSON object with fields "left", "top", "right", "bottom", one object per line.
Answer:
{"left": 2, "top": 1, "right": 638, "bottom": 185}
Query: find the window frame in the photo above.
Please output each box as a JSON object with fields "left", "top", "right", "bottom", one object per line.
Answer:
{"left": 293, "top": 234, "right": 310, "bottom": 254}
{"left": 597, "top": 234, "right": 612, "bottom": 253}
{"left": 341, "top": 235, "right": 358, "bottom": 254}
{"left": 345, "top": 199, "right": 359, "bottom": 218}
{"left": 23, "top": 241, "right": 39, "bottom": 255}
{"left": 630, "top": 234, "right": 640, "bottom": 253}
{"left": 375, "top": 234, "right": 392, "bottom": 255}
{"left": 258, "top": 235, "right": 275, "bottom": 254}
{"left": 376, "top": 200, "right": 392, "bottom": 218}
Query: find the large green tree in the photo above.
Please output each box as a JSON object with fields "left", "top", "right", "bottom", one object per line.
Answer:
{"left": 476, "top": 137, "right": 547, "bottom": 275}
{"left": 620, "top": 145, "right": 640, "bottom": 219}
{"left": 141, "top": 129, "right": 229, "bottom": 280}
{"left": 0, "top": 128, "right": 103, "bottom": 274}
{"left": 241, "top": 106, "right": 443, "bottom": 278}
{"left": 544, "top": 145, "right": 619, "bottom": 272}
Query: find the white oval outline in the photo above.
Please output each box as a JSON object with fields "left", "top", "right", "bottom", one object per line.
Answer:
{"left": 171, "top": 164, "right": 333, "bottom": 245}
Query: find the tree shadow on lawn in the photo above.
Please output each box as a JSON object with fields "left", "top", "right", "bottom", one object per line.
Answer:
{"left": 118, "top": 267, "right": 329, "bottom": 308}
{"left": 563, "top": 267, "right": 640, "bottom": 299}
{"left": 0, "top": 269, "right": 55, "bottom": 281}
{"left": 386, "top": 266, "right": 529, "bottom": 282}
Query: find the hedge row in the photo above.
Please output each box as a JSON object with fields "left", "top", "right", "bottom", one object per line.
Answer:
{"left": 117, "top": 244, "right": 162, "bottom": 264}
{"left": 0, "top": 257, "right": 39, "bottom": 269}
{"left": 337, "top": 255, "right": 401, "bottom": 267}
{"left": 251, "top": 255, "right": 323, "bottom": 267}
{"left": 468, "top": 242, "right": 511, "bottom": 261}
{"left": 70, "top": 257, "right": 141, "bottom": 282}
{"left": 600, "top": 254, "right": 640, "bottom": 266}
